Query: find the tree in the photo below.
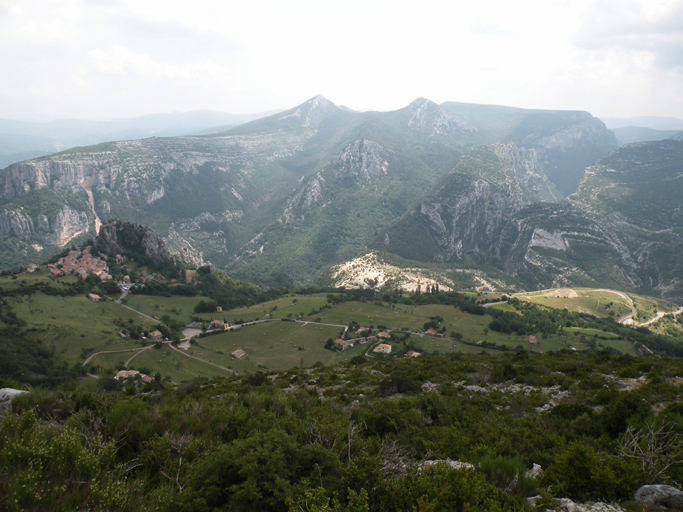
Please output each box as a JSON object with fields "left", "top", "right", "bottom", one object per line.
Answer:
{"left": 620, "top": 420, "right": 683, "bottom": 484}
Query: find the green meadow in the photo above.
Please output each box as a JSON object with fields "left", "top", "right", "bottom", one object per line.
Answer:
{"left": 5, "top": 289, "right": 156, "bottom": 364}
{"left": 1, "top": 271, "right": 653, "bottom": 383}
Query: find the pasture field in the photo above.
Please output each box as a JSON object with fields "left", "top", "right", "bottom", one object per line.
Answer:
{"left": 88, "top": 347, "right": 151, "bottom": 372}
{"left": 515, "top": 288, "right": 633, "bottom": 319}
{"left": 309, "top": 301, "right": 429, "bottom": 330}
{"left": 1, "top": 272, "right": 656, "bottom": 384}
{"left": 132, "top": 345, "right": 230, "bottom": 382}
{"left": 188, "top": 320, "right": 347, "bottom": 372}
{"left": 0, "top": 270, "right": 61, "bottom": 288}
{"left": 595, "top": 339, "right": 638, "bottom": 356}
{"left": 515, "top": 287, "right": 680, "bottom": 323}
{"left": 194, "top": 294, "right": 332, "bottom": 323}
{"left": 6, "top": 291, "right": 157, "bottom": 364}
{"left": 124, "top": 294, "right": 212, "bottom": 324}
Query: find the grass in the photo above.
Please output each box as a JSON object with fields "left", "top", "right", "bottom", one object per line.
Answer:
{"left": 188, "top": 320, "right": 346, "bottom": 373}
{"left": 7, "top": 292, "right": 157, "bottom": 365}
{"left": 515, "top": 288, "right": 633, "bottom": 319}
{"left": 2, "top": 274, "right": 657, "bottom": 381}
{"left": 595, "top": 339, "right": 638, "bottom": 356}
{"left": 197, "top": 294, "right": 332, "bottom": 323}
{"left": 515, "top": 287, "right": 681, "bottom": 324}
{"left": 132, "top": 345, "right": 230, "bottom": 382}
{"left": 124, "top": 294, "right": 213, "bottom": 324}
{"left": 563, "top": 327, "right": 620, "bottom": 338}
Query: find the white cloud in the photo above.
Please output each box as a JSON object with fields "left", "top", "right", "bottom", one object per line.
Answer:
{"left": 0, "top": 0, "right": 681, "bottom": 119}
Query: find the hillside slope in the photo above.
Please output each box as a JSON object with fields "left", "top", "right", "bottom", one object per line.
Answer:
{"left": 0, "top": 96, "right": 617, "bottom": 287}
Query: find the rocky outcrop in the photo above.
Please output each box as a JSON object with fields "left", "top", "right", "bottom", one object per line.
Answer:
{"left": 276, "top": 95, "right": 340, "bottom": 129}
{"left": 333, "top": 139, "right": 390, "bottom": 182}
{"left": 527, "top": 496, "right": 624, "bottom": 512}
{"left": 0, "top": 388, "right": 28, "bottom": 407}
{"left": 0, "top": 206, "right": 91, "bottom": 246}
{"left": 634, "top": 484, "right": 683, "bottom": 509}
{"left": 94, "top": 220, "right": 176, "bottom": 263}
{"left": 411, "top": 142, "right": 559, "bottom": 262}
{"left": 406, "top": 98, "right": 477, "bottom": 136}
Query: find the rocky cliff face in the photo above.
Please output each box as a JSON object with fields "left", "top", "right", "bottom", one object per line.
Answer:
{"left": 0, "top": 96, "right": 623, "bottom": 288}
{"left": 391, "top": 141, "right": 560, "bottom": 262}
{"left": 0, "top": 206, "right": 91, "bottom": 246}
{"left": 514, "top": 112, "right": 618, "bottom": 196}
{"left": 94, "top": 220, "right": 176, "bottom": 263}
{"left": 405, "top": 98, "right": 477, "bottom": 137}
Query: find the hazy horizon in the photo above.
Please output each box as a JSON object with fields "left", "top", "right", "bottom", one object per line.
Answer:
{"left": 1, "top": 0, "right": 682, "bottom": 121}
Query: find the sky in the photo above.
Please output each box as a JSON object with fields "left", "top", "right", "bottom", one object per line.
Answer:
{"left": 1, "top": 0, "right": 682, "bottom": 121}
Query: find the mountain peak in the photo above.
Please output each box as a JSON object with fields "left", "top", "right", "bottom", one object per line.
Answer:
{"left": 305, "top": 94, "right": 335, "bottom": 108}
{"left": 408, "top": 97, "right": 438, "bottom": 108}
{"left": 406, "top": 98, "right": 476, "bottom": 136}
{"left": 277, "top": 95, "right": 339, "bottom": 128}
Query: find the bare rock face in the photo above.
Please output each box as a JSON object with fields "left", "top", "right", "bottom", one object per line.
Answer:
{"left": 333, "top": 139, "right": 390, "bottom": 182}
{"left": 634, "top": 484, "right": 683, "bottom": 509}
{"left": 407, "top": 98, "right": 477, "bottom": 136}
{"left": 0, "top": 206, "right": 91, "bottom": 246}
{"left": 414, "top": 141, "right": 558, "bottom": 262}
{"left": 94, "top": 220, "right": 176, "bottom": 263}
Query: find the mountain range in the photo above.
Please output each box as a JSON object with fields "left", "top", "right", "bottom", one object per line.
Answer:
{"left": 2, "top": 95, "right": 683, "bottom": 300}
{"left": 0, "top": 109, "right": 281, "bottom": 169}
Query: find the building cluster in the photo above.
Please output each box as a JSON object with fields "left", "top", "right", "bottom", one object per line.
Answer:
{"left": 47, "top": 246, "right": 112, "bottom": 281}
{"left": 424, "top": 328, "right": 443, "bottom": 337}
{"left": 114, "top": 369, "right": 154, "bottom": 383}
{"left": 334, "top": 335, "right": 378, "bottom": 351}
{"left": 373, "top": 343, "right": 392, "bottom": 354}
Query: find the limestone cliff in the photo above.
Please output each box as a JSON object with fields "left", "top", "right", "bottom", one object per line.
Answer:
{"left": 94, "top": 220, "right": 177, "bottom": 264}
{"left": 0, "top": 206, "right": 91, "bottom": 246}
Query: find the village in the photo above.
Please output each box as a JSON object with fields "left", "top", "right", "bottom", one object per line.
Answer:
{"left": 44, "top": 246, "right": 113, "bottom": 281}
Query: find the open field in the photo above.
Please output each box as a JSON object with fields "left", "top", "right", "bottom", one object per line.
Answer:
{"left": 515, "top": 288, "right": 633, "bottom": 319}
{"left": 194, "top": 294, "right": 332, "bottom": 323}
{"left": 123, "top": 294, "right": 213, "bottom": 324}
{"left": 564, "top": 327, "right": 620, "bottom": 338}
{"left": 132, "top": 345, "right": 230, "bottom": 382}
{"left": 188, "top": 320, "right": 346, "bottom": 372}
{"left": 308, "top": 301, "right": 430, "bottom": 330}
{"left": 515, "top": 287, "right": 680, "bottom": 323}
{"left": 6, "top": 291, "right": 157, "bottom": 364}
{"left": 1, "top": 273, "right": 653, "bottom": 383}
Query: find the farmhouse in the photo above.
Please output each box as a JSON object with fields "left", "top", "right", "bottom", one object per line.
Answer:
{"left": 210, "top": 320, "right": 227, "bottom": 330}
{"left": 149, "top": 330, "right": 163, "bottom": 341}
{"left": 377, "top": 331, "right": 390, "bottom": 339}
{"left": 114, "top": 370, "right": 154, "bottom": 383}
{"left": 87, "top": 293, "right": 100, "bottom": 302}
{"left": 334, "top": 338, "right": 354, "bottom": 350}
{"left": 406, "top": 351, "right": 421, "bottom": 358}
{"left": 373, "top": 343, "right": 392, "bottom": 354}
{"left": 231, "top": 348, "right": 246, "bottom": 359}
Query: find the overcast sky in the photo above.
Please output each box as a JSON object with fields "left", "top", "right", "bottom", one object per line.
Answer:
{"left": 1, "top": 0, "right": 682, "bottom": 121}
